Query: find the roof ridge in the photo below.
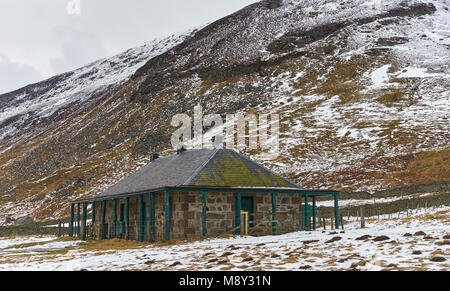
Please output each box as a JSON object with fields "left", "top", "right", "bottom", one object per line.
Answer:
{"left": 231, "top": 149, "right": 303, "bottom": 189}
{"left": 183, "top": 148, "right": 220, "bottom": 186}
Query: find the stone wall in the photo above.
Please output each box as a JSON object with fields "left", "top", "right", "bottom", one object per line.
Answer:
{"left": 91, "top": 191, "right": 304, "bottom": 241}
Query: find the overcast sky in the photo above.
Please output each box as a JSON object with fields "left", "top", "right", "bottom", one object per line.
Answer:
{"left": 0, "top": 0, "right": 259, "bottom": 94}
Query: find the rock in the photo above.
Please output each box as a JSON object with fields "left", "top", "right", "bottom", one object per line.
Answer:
{"left": 355, "top": 235, "right": 371, "bottom": 241}
{"left": 256, "top": 243, "right": 265, "bottom": 247}
{"left": 350, "top": 260, "right": 367, "bottom": 268}
{"left": 302, "top": 240, "right": 319, "bottom": 244}
{"left": 403, "top": 233, "right": 412, "bottom": 237}
{"left": 436, "top": 240, "right": 450, "bottom": 246}
{"left": 424, "top": 236, "right": 434, "bottom": 240}
{"left": 265, "top": 0, "right": 282, "bottom": 9}
{"left": 414, "top": 231, "right": 426, "bottom": 236}
{"left": 430, "top": 257, "right": 446, "bottom": 262}
{"left": 271, "top": 254, "right": 280, "bottom": 258}
{"left": 16, "top": 215, "right": 33, "bottom": 224}
{"left": 376, "top": 37, "right": 409, "bottom": 46}
{"left": 4, "top": 216, "right": 15, "bottom": 224}
{"left": 242, "top": 257, "right": 253, "bottom": 262}
{"left": 221, "top": 252, "right": 233, "bottom": 257}
{"left": 373, "top": 236, "right": 390, "bottom": 242}
{"left": 412, "top": 250, "right": 422, "bottom": 255}
{"left": 299, "top": 265, "right": 312, "bottom": 270}
{"left": 329, "top": 231, "right": 337, "bottom": 235}
{"left": 144, "top": 260, "right": 155, "bottom": 265}
{"left": 443, "top": 235, "right": 450, "bottom": 239}
{"left": 208, "top": 258, "right": 218, "bottom": 263}
{"left": 31, "top": 193, "right": 46, "bottom": 202}
{"left": 326, "top": 236, "right": 342, "bottom": 243}
{"left": 386, "top": 263, "right": 398, "bottom": 268}
{"left": 170, "top": 261, "right": 181, "bottom": 267}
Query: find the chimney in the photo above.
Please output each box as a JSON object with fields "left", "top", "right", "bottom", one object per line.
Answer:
{"left": 150, "top": 152, "right": 159, "bottom": 162}
{"left": 177, "top": 146, "right": 187, "bottom": 155}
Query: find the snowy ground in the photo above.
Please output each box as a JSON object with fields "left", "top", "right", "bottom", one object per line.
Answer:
{"left": 0, "top": 206, "right": 448, "bottom": 271}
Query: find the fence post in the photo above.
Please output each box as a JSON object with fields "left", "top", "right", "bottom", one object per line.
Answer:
{"left": 58, "top": 221, "right": 62, "bottom": 237}
{"left": 360, "top": 206, "right": 365, "bottom": 229}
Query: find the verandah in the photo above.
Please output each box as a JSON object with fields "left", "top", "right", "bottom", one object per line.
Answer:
{"left": 69, "top": 186, "right": 340, "bottom": 241}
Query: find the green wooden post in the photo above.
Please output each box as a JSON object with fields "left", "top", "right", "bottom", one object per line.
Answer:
{"left": 149, "top": 194, "right": 155, "bottom": 242}
{"left": 304, "top": 195, "right": 309, "bottom": 229}
{"left": 312, "top": 196, "right": 317, "bottom": 230}
{"left": 69, "top": 203, "right": 74, "bottom": 237}
{"left": 272, "top": 193, "right": 277, "bottom": 234}
{"left": 77, "top": 203, "right": 81, "bottom": 237}
{"left": 82, "top": 202, "right": 87, "bottom": 240}
{"left": 164, "top": 191, "right": 171, "bottom": 241}
{"left": 112, "top": 199, "right": 117, "bottom": 238}
{"left": 139, "top": 194, "right": 144, "bottom": 242}
{"left": 235, "top": 193, "right": 242, "bottom": 235}
{"left": 334, "top": 193, "right": 339, "bottom": 229}
{"left": 125, "top": 197, "right": 130, "bottom": 240}
{"left": 91, "top": 201, "right": 96, "bottom": 223}
{"left": 202, "top": 192, "right": 207, "bottom": 237}
{"left": 101, "top": 200, "right": 106, "bottom": 239}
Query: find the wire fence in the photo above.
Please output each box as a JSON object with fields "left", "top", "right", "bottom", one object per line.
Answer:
{"left": 2, "top": 192, "right": 449, "bottom": 238}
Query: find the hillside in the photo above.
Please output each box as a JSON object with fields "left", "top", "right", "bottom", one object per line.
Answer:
{"left": 0, "top": 0, "right": 449, "bottom": 223}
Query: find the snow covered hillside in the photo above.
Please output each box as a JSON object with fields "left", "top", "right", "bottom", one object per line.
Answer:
{"left": 0, "top": 30, "right": 196, "bottom": 142}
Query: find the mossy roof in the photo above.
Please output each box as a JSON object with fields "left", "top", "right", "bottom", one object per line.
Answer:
{"left": 97, "top": 148, "right": 302, "bottom": 197}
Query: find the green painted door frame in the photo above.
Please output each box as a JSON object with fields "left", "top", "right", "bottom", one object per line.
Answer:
{"left": 241, "top": 196, "right": 254, "bottom": 228}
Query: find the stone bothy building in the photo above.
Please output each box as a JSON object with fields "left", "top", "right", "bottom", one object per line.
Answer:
{"left": 70, "top": 148, "right": 340, "bottom": 241}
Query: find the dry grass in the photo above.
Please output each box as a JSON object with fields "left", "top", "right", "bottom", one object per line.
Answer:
{"left": 78, "top": 238, "right": 149, "bottom": 251}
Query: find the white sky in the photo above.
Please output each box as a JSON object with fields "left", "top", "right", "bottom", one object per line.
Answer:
{"left": 0, "top": 0, "right": 259, "bottom": 94}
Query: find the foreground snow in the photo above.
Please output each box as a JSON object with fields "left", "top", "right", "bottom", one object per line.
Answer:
{"left": 0, "top": 207, "right": 448, "bottom": 271}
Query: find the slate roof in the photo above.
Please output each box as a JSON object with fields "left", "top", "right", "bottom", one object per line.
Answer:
{"left": 97, "top": 148, "right": 302, "bottom": 197}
